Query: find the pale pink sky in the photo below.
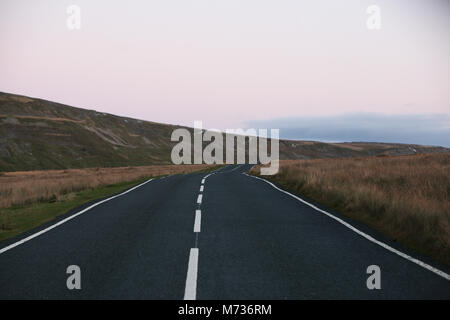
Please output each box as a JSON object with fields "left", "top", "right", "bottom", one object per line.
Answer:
{"left": 0, "top": 0, "right": 449, "bottom": 130}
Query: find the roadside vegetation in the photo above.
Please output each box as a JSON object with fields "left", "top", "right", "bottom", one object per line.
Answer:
{"left": 0, "top": 164, "right": 216, "bottom": 242}
{"left": 250, "top": 153, "right": 450, "bottom": 267}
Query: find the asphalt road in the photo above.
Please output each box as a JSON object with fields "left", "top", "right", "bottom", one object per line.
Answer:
{"left": 0, "top": 165, "right": 449, "bottom": 299}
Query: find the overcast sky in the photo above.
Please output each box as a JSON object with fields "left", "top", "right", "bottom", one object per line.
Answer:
{"left": 248, "top": 113, "right": 450, "bottom": 147}
{"left": 0, "top": 0, "right": 449, "bottom": 146}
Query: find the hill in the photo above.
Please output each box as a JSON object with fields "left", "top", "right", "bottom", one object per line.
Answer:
{"left": 0, "top": 92, "right": 183, "bottom": 171}
{"left": 0, "top": 92, "right": 448, "bottom": 171}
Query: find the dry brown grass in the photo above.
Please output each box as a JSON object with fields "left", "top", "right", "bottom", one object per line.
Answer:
{"left": 251, "top": 153, "right": 450, "bottom": 267}
{"left": 0, "top": 164, "right": 213, "bottom": 209}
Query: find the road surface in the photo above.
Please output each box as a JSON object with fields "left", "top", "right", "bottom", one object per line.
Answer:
{"left": 0, "top": 165, "right": 449, "bottom": 299}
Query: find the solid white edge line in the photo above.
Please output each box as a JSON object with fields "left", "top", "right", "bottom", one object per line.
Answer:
{"left": 200, "top": 185, "right": 204, "bottom": 192}
{"left": 243, "top": 173, "right": 450, "bottom": 281}
{"left": 184, "top": 248, "right": 199, "bottom": 300}
{"left": 197, "top": 194, "right": 203, "bottom": 204}
{"left": 0, "top": 178, "right": 154, "bottom": 255}
{"left": 194, "top": 210, "right": 201, "bottom": 233}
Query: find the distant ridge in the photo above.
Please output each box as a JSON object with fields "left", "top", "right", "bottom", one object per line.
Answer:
{"left": 0, "top": 92, "right": 448, "bottom": 171}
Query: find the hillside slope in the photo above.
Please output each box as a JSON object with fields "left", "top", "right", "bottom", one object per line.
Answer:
{"left": 0, "top": 92, "right": 182, "bottom": 171}
{"left": 0, "top": 92, "right": 448, "bottom": 171}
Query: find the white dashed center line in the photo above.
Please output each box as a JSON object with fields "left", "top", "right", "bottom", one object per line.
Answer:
{"left": 194, "top": 210, "right": 201, "bottom": 233}
{"left": 183, "top": 248, "right": 199, "bottom": 300}
{"left": 183, "top": 170, "right": 221, "bottom": 300}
